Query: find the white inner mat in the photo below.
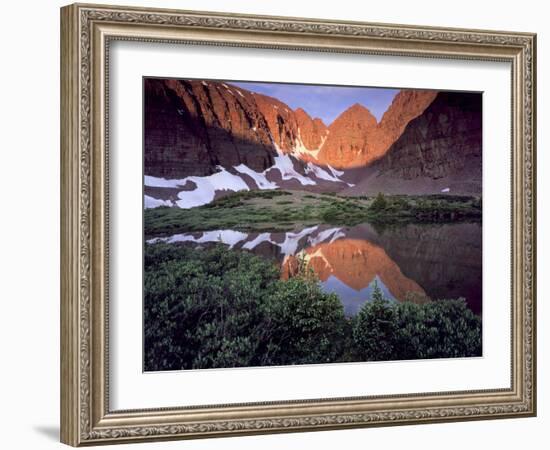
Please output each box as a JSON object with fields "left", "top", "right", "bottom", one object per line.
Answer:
{"left": 109, "top": 40, "right": 511, "bottom": 411}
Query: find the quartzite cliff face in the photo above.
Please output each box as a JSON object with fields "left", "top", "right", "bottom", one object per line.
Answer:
{"left": 145, "top": 79, "right": 329, "bottom": 179}
{"left": 144, "top": 78, "right": 482, "bottom": 204}
{"left": 343, "top": 91, "right": 482, "bottom": 195}
{"left": 315, "top": 103, "right": 378, "bottom": 168}
{"left": 144, "top": 79, "right": 439, "bottom": 177}
{"left": 316, "top": 90, "right": 437, "bottom": 168}
{"left": 145, "top": 79, "right": 277, "bottom": 178}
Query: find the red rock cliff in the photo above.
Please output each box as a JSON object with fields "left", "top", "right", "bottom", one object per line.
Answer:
{"left": 316, "top": 90, "right": 437, "bottom": 169}
{"left": 144, "top": 79, "right": 439, "bottom": 177}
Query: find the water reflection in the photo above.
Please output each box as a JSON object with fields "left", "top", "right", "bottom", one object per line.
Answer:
{"left": 148, "top": 222, "right": 482, "bottom": 315}
{"left": 281, "top": 239, "right": 426, "bottom": 315}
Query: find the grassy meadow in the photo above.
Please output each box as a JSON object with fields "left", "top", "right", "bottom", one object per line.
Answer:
{"left": 144, "top": 190, "right": 482, "bottom": 236}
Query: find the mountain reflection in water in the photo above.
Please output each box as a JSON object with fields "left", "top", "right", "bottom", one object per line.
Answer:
{"left": 148, "top": 222, "right": 482, "bottom": 316}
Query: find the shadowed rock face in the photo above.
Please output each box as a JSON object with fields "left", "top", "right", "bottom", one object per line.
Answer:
{"left": 372, "top": 90, "right": 439, "bottom": 161}
{"left": 341, "top": 91, "right": 482, "bottom": 195}
{"left": 144, "top": 79, "right": 278, "bottom": 178}
{"left": 375, "top": 91, "right": 482, "bottom": 180}
{"left": 144, "top": 79, "right": 332, "bottom": 179}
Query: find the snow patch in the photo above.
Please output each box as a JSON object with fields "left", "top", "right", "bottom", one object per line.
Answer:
{"left": 201, "top": 81, "right": 209, "bottom": 87}
{"left": 234, "top": 164, "right": 278, "bottom": 190}
{"left": 441, "top": 187, "right": 450, "bottom": 193}
{"left": 305, "top": 163, "right": 346, "bottom": 183}
{"left": 144, "top": 195, "right": 174, "bottom": 209}
{"left": 265, "top": 142, "right": 316, "bottom": 186}
{"left": 293, "top": 129, "right": 321, "bottom": 159}
{"left": 269, "top": 153, "right": 316, "bottom": 186}
{"left": 236, "top": 90, "right": 245, "bottom": 98}
{"left": 144, "top": 175, "right": 187, "bottom": 188}
{"left": 327, "top": 165, "right": 344, "bottom": 178}
{"left": 175, "top": 166, "right": 249, "bottom": 208}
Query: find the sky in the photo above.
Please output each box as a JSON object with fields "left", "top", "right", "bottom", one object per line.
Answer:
{"left": 232, "top": 81, "right": 399, "bottom": 125}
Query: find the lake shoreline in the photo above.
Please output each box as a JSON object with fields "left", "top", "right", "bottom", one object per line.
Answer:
{"left": 144, "top": 189, "right": 482, "bottom": 237}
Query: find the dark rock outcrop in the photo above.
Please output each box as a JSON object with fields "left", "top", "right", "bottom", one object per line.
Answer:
{"left": 372, "top": 90, "right": 438, "bottom": 161}
{"left": 375, "top": 91, "right": 482, "bottom": 180}
{"left": 144, "top": 79, "right": 277, "bottom": 178}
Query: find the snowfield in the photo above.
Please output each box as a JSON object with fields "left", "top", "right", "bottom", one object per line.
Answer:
{"left": 234, "top": 164, "right": 278, "bottom": 189}
{"left": 144, "top": 195, "right": 173, "bottom": 208}
{"left": 144, "top": 143, "right": 351, "bottom": 209}
{"left": 174, "top": 167, "right": 249, "bottom": 208}
{"left": 305, "top": 162, "right": 348, "bottom": 184}
{"left": 144, "top": 166, "right": 249, "bottom": 209}
{"left": 268, "top": 150, "right": 316, "bottom": 186}
{"left": 144, "top": 175, "right": 187, "bottom": 188}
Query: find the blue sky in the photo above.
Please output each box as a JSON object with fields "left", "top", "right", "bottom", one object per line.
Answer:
{"left": 232, "top": 81, "right": 399, "bottom": 125}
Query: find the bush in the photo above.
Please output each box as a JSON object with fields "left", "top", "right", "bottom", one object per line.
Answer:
{"left": 144, "top": 243, "right": 347, "bottom": 370}
{"left": 370, "top": 192, "right": 388, "bottom": 211}
{"left": 320, "top": 205, "right": 341, "bottom": 222}
{"left": 261, "top": 278, "right": 348, "bottom": 365}
{"left": 352, "top": 283, "right": 399, "bottom": 361}
{"left": 352, "top": 282, "right": 481, "bottom": 361}
{"left": 144, "top": 244, "right": 482, "bottom": 370}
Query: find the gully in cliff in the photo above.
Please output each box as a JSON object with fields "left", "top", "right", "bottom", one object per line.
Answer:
{"left": 143, "top": 77, "right": 483, "bottom": 371}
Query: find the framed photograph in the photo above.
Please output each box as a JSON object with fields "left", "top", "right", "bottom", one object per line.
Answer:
{"left": 60, "top": 3, "right": 536, "bottom": 446}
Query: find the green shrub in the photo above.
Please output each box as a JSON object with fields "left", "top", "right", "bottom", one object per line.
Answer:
{"left": 144, "top": 244, "right": 481, "bottom": 370}
{"left": 352, "top": 283, "right": 481, "bottom": 361}
{"left": 261, "top": 278, "right": 347, "bottom": 365}
{"left": 320, "top": 205, "right": 341, "bottom": 222}
{"left": 144, "top": 243, "right": 347, "bottom": 370}
{"left": 352, "top": 283, "right": 399, "bottom": 361}
{"left": 370, "top": 192, "right": 388, "bottom": 211}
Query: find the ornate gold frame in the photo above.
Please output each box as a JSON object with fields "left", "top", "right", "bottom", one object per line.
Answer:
{"left": 60, "top": 2, "right": 536, "bottom": 446}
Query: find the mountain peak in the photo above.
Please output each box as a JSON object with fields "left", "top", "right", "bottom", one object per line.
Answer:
{"left": 294, "top": 107, "right": 310, "bottom": 117}
{"left": 294, "top": 107, "right": 328, "bottom": 154}
{"left": 337, "top": 103, "right": 377, "bottom": 124}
